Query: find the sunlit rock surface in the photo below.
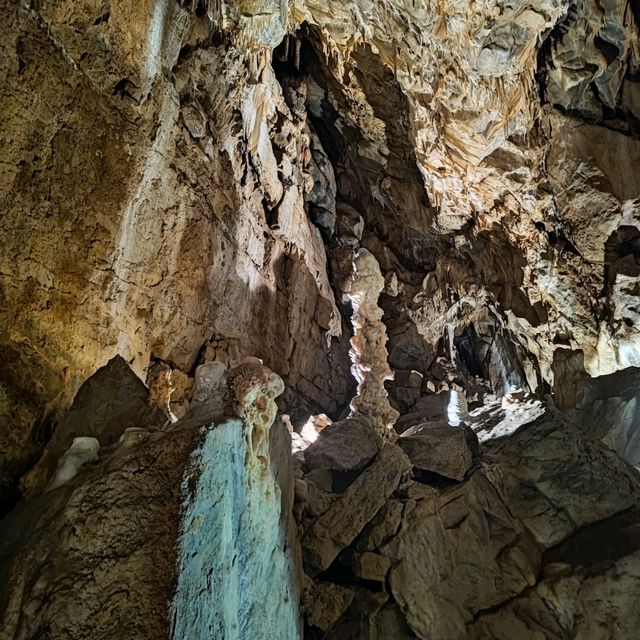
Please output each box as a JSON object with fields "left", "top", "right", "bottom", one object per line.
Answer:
{"left": 2, "top": 0, "right": 640, "bottom": 639}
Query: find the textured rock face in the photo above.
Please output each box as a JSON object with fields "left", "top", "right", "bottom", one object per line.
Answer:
{"left": 2, "top": 1, "right": 640, "bottom": 639}
{"left": 0, "top": 0, "right": 354, "bottom": 432}
{"left": 3, "top": 0, "right": 638, "bottom": 437}
{"left": 296, "top": 403, "right": 640, "bottom": 639}
{"left": 0, "top": 358, "right": 301, "bottom": 640}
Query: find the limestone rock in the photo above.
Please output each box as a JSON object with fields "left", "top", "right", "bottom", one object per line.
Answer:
{"left": 390, "top": 369, "right": 423, "bottom": 412}
{"left": 554, "top": 351, "right": 640, "bottom": 468}
{"left": 398, "top": 421, "right": 478, "bottom": 481}
{"left": 484, "top": 410, "right": 640, "bottom": 547}
{"left": 229, "top": 360, "right": 285, "bottom": 468}
{"left": 0, "top": 422, "right": 201, "bottom": 640}
{"left": 349, "top": 550, "right": 391, "bottom": 582}
{"left": 21, "top": 356, "right": 157, "bottom": 496}
{"left": 304, "top": 581, "right": 354, "bottom": 632}
{"left": 302, "top": 443, "right": 411, "bottom": 575}
{"left": 383, "top": 472, "right": 541, "bottom": 640}
{"left": 354, "top": 499, "right": 405, "bottom": 552}
{"left": 303, "top": 416, "right": 382, "bottom": 474}
{"left": 347, "top": 249, "right": 399, "bottom": 434}
{"left": 472, "top": 549, "right": 640, "bottom": 640}
{"left": 45, "top": 436, "right": 100, "bottom": 492}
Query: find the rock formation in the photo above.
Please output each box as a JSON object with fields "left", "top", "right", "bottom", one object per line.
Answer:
{"left": 1, "top": 0, "right": 640, "bottom": 638}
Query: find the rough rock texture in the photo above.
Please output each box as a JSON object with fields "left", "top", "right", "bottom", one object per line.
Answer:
{"left": 296, "top": 403, "right": 640, "bottom": 639}
{"left": 346, "top": 249, "right": 399, "bottom": 434}
{"left": 0, "top": 0, "right": 355, "bottom": 434}
{"left": 3, "top": 1, "right": 640, "bottom": 639}
{"left": 0, "top": 358, "right": 302, "bottom": 640}
{"left": 302, "top": 443, "right": 411, "bottom": 576}
{"left": 303, "top": 416, "right": 382, "bottom": 473}
{"left": 554, "top": 348, "right": 640, "bottom": 467}
{"left": 398, "top": 421, "right": 478, "bottom": 481}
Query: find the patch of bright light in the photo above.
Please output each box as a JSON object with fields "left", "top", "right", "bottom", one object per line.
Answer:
{"left": 291, "top": 414, "right": 332, "bottom": 453}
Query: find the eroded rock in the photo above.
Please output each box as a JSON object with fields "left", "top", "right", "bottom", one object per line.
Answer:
{"left": 398, "top": 421, "right": 478, "bottom": 482}
{"left": 302, "top": 443, "right": 411, "bottom": 575}
{"left": 303, "top": 416, "right": 382, "bottom": 474}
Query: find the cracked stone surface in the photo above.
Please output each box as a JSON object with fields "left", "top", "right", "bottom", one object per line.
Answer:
{"left": 2, "top": 1, "right": 640, "bottom": 639}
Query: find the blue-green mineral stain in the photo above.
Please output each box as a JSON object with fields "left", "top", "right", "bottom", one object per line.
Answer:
{"left": 170, "top": 418, "right": 301, "bottom": 639}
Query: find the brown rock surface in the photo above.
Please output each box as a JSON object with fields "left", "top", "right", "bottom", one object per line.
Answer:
{"left": 302, "top": 443, "right": 411, "bottom": 576}
{"left": 2, "top": 1, "right": 640, "bottom": 639}
{"left": 398, "top": 421, "right": 479, "bottom": 481}
{"left": 303, "top": 416, "right": 382, "bottom": 473}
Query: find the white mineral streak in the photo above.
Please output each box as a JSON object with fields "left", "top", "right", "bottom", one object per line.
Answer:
{"left": 447, "top": 389, "right": 469, "bottom": 427}
{"left": 45, "top": 437, "right": 100, "bottom": 492}
{"left": 347, "top": 249, "right": 399, "bottom": 434}
{"left": 107, "top": 91, "right": 180, "bottom": 363}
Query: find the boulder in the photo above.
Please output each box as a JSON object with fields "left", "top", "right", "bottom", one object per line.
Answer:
{"left": 21, "top": 356, "right": 157, "bottom": 496}
{"left": 354, "top": 499, "right": 405, "bottom": 552}
{"left": 383, "top": 472, "right": 541, "bottom": 640}
{"left": 471, "top": 549, "right": 640, "bottom": 640}
{"left": 304, "top": 581, "right": 354, "bottom": 632}
{"left": 303, "top": 416, "right": 382, "bottom": 473}
{"left": 484, "top": 411, "right": 640, "bottom": 547}
{"left": 50, "top": 355, "right": 157, "bottom": 452}
{"left": 302, "top": 444, "right": 411, "bottom": 575}
{"left": 349, "top": 551, "right": 391, "bottom": 582}
{"left": 398, "top": 421, "right": 479, "bottom": 481}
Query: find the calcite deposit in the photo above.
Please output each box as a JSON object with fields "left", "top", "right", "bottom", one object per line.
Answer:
{"left": 1, "top": 0, "right": 640, "bottom": 639}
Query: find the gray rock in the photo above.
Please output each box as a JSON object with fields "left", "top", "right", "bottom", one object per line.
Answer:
{"left": 484, "top": 411, "right": 640, "bottom": 547}
{"left": 302, "top": 444, "right": 411, "bottom": 575}
{"left": 303, "top": 416, "right": 383, "bottom": 473}
{"left": 383, "top": 472, "right": 541, "bottom": 640}
{"left": 398, "top": 421, "right": 478, "bottom": 481}
{"left": 471, "top": 549, "right": 640, "bottom": 640}
{"left": 21, "top": 356, "right": 158, "bottom": 496}
{"left": 304, "top": 581, "right": 354, "bottom": 632}
{"left": 51, "top": 355, "right": 157, "bottom": 453}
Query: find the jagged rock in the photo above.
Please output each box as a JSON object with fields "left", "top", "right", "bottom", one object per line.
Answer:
{"left": 391, "top": 369, "right": 423, "bottom": 411}
{"left": 383, "top": 471, "right": 542, "bottom": 640}
{"left": 354, "top": 499, "right": 404, "bottom": 552}
{"left": 303, "top": 416, "right": 382, "bottom": 474}
{"left": 326, "top": 590, "right": 416, "bottom": 639}
{"left": 472, "top": 536, "right": 640, "bottom": 640}
{"left": 554, "top": 350, "right": 640, "bottom": 467}
{"left": 398, "top": 421, "right": 478, "bottom": 481}
{"left": 484, "top": 410, "right": 640, "bottom": 547}
{"left": 53, "top": 355, "right": 157, "bottom": 449}
{"left": 304, "top": 467, "right": 333, "bottom": 493}
{"left": 21, "top": 356, "right": 157, "bottom": 496}
{"left": 302, "top": 444, "right": 411, "bottom": 575}
{"left": 381, "top": 407, "right": 640, "bottom": 640}
{"left": 347, "top": 249, "right": 399, "bottom": 434}
{"left": 0, "top": 422, "right": 202, "bottom": 640}
{"left": 3, "top": 2, "right": 640, "bottom": 638}
{"left": 304, "top": 581, "right": 354, "bottom": 632}
{"left": 349, "top": 550, "right": 391, "bottom": 582}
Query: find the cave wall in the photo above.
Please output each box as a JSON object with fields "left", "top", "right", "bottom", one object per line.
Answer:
{"left": 3, "top": 0, "right": 639, "bottom": 421}
{"left": 2, "top": 1, "right": 640, "bottom": 639}
{"left": 0, "top": 1, "right": 355, "bottom": 439}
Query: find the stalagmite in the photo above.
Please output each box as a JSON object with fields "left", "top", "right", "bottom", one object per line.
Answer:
{"left": 346, "top": 249, "right": 399, "bottom": 435}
